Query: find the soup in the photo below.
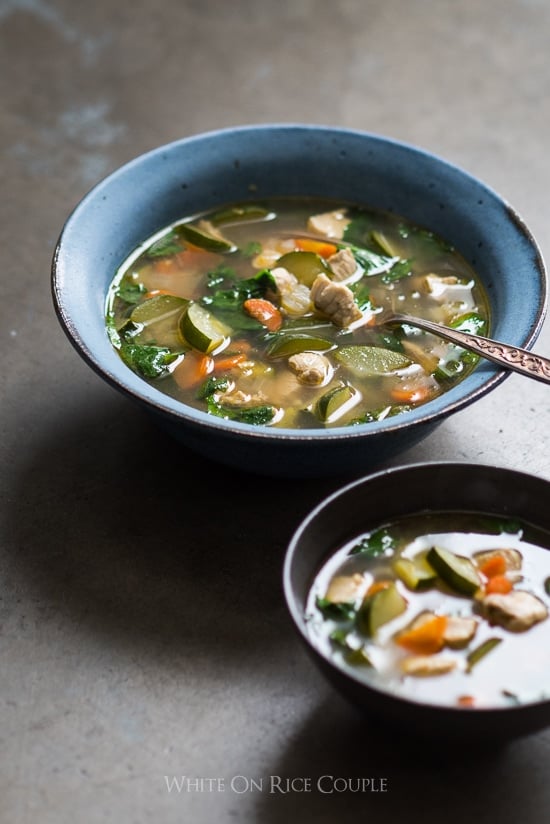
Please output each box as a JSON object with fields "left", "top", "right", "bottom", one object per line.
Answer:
{"left": 306, "top": 513, "right": 550, "bottom": 709}
{"left": 106, "top": 198, "right": 489, "bottom": 428}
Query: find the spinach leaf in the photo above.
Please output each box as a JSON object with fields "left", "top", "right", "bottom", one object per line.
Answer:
{"left": 435, "top": 313, "right": 489, "bottom": 370}
{"left": 349, "top": 281, "right": 375, "bottom": 313}
{"left": 343, "top": 212, "right": 373, "bottom": 246}
{"left": 144, "top": 232, "right": 183, "bottom": 259}
{"left": 316, "top": 597, "right": 357, "bottom": 621}
{"left": 349, "top": 528, "right": 396, "bottom": 557}
{"left": 381, "top": 258, "right": 413, "bottom": 284}
{"left": 210, "top": 309, "right": 264, "bottom": 332}
{"left": 206, "top": 265, "right": 238, "bottom": 289}
{"left": 115, "top": 279, "right": 147, "bottom": 304}
{"left": 346, "top": 243, "right": 397, "bottom": 276}
{"left": 399, "top": 223, "right": 454, "bottom": 253}
{"left": 372, "top": 329, "right": 405, "bottom": 352}
{"left": 241, "top": 240, "right": 262, "bottom": 258}
{"left": 329, "top": 630, "right": 374, "bottom": 666}
{"left": 196, "top": 376, "right": 232, "bottom": 400}
{"left": 450, "top": 312, "right": 487, "bottom": 336}
{"left": 119, "top": 342, "right": 176, "bottom": 378}
{"left": 203, "top": 268, "right": 276, "bottom": 311}
{"left": 205, "top": 397, "right": 277, "bottom": 426}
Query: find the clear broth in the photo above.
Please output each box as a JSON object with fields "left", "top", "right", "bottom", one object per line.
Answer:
{"left": 106, "top": 198, "right": 490, "bottom": 429}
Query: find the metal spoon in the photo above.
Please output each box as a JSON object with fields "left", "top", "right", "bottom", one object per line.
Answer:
{"left": 277, "top": 231, "right": 550, "bottom": 382}
{"left": 382, "top": 312, "right": 550, "bottom": 384}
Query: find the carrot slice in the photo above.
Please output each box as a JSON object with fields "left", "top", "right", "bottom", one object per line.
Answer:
{"left": 479, "top": 554, "right": 507, "bottom": 579}
{"left": 395, "top": 615, "right": 447, "bottom": 655}
{"left": 295, "top": 238, "right": 338, "bottom": 258}
{"left": 153, "top": 258, "right": 181, "bottom": 275}
{"left": 366, "top": 580, "right": 392, "bottom": 597}
{"left": 391, "top": 385, "right": 433, "bottom": 404}
{"left": 485, "top": 575, "right": 513, "bottom": 595}
{"left": 173, "top": 351, "right": 214, "bottom": 389}
{"left": 213, "top": 353, "right": 247, "bottom": 372}
{"left": 243, "top": 298, "right": 283, "bottom": 332}
{"left": 457, "top": 695, "right": 476, "bottom": 708}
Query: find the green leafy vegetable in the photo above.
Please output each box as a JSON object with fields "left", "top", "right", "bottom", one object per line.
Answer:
{"left": 349, "top": 281, "right": 375, "bottom": 313}
{"left": 435, "top": 312, "right": 489, "bottom": 374}
{"left": 329, "top": 628, "right": 351, "bottom": 646}
{"left": 329, "top": 630, "right": 374, "bottom": 666}
{"left": 205, "top": 398, "right": 277, "bottom": 426}
{"left": 381, "top": 258, "right": 413, "bottom": 284}
{"left": 343, "top": 212, "right": 374, "bottom": 245}
{"left": 345, "top": 243, "right": 397, "bottom": 276}
{"left": 144, "top": 232, "right": 183, "bottom": 259}
{"left": 241, "top": 241, "right": 262, "bottom": 258}
{"left": 450, "top": 312, "right": 487, "bottom": 336}
{"left": 316, "top": 597, "right": 357, "bottom": 621}
{"left": 196, "top": 376, "right": 232, "bottom": 400}
{"left": 399, "top": 223, "right": 454, "bottom": 253}
{"left": 350, "top": 528, "right": 396, "bottom": 557}
{"left": 206, "top": 265, "right": 238, "bottom": 288}
{"left": 371, "top": 329, "right": 405, "bottom": 352}
{"left": 203, "top": 268, "right": 276, "bottom": 311}
{"left": 115, "top": 279, "right": 147, "bottom": 304}
{"left": 119, "top": 342, "right": 176, "bottom": 378}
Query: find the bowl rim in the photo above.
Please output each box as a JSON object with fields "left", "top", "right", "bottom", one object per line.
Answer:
{"left": 282, "top": 459, "right": 550, "bottom": 716}
{"left": 51, "top": 123, "right": 548, "bottom": 442}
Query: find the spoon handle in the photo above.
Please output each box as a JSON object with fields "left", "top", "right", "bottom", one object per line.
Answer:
{"left": 390, "top": 314, "right": 550, "bottom": 385}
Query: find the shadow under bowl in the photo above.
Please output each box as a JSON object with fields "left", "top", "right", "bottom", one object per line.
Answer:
{"left": 51, "top": 125, "right": 546, "bottom": 477}
{"left": 283, "top": 462, "right": 550, "bottom": 740}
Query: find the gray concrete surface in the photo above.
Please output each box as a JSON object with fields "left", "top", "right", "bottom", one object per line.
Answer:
{"left": 2, "top": 0, "right": 550, "bottom": 821}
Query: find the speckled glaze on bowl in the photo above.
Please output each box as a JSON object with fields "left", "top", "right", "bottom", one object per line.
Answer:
{"left": 283, "top": 462, "right": 550, "bottom": 740}
{"left": 52, "top": 125, "right": 546, "bottom": 477}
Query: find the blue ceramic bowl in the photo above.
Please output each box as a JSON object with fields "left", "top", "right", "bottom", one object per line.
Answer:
{"left": 283, "top": 462, "right": 550, "bottom": 740}
{"left": 51, "top": 125, "right": 546, "bottom": 478}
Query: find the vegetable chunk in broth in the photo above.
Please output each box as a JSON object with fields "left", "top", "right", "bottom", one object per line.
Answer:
{"left": 306, "top": 513, "right": 550, "bottom": 709}
{"left": 106, "top": 198, "right": 490, "bottom": 428}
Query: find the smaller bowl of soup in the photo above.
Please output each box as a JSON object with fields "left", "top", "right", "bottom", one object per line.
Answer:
{"left": 52, "top": 125, "right": 546, "bottom": 477}
{"left": 283, "top": 462, "right": 550, "bottom": 740}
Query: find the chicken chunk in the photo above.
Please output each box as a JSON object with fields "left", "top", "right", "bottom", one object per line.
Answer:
{"left": 307, "top": 209, "right": 350, "bottom": 240}
{"left": 271, "top": 266, "right": 299, "bottom": 294}
{"left": 218, "top": 389, "right": 268, "bottom": 408}
{"left": 269, "top": 266, "right": 312, "bottom": 316}
{"left": 424, "top": 273, "right": 475, "bottom": 310}
{"left": 479, "top": 590, "right": 548, "bottom": 632}
{"left": 443, "top": 616, "right": 478, "bottom": 649}
{"left": 401, "top": 656, "right": 457, "bottom": 677}
{"left": 327, "top": 247, "right": 358, "bottom": 282}
{"left": 310, "top": 273, "right": 362, "bottom": 327}
{"left": 325, "top": 573, "right": 367, "bottom": 604}
{"left": 252, "top": 239, "right": 296, "bottom": 269}
{"left": 288, "top": 352, "right": 332, "bottom": 386}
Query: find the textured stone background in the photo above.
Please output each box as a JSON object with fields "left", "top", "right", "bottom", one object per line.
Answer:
{"left": 2, "top": 1, "right": 550, "bottom": 821}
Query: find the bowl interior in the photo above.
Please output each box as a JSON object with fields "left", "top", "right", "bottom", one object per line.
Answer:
{"left": 283, "top": 462, "right": 550, "bottom": 739}
{"left": 52, "top": 125, "right": 546, "bottom": 440}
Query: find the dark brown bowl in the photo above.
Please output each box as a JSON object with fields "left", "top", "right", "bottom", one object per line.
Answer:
{"left": 283, "top": 462, "right": 550, "bottom": 740}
